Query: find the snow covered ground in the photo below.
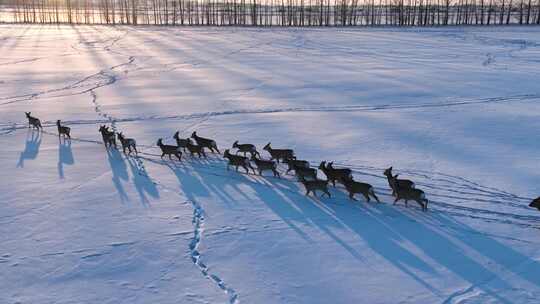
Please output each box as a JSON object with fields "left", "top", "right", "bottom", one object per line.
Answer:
{"left": 1, "top": 25, "right": 540, "bottom": 304}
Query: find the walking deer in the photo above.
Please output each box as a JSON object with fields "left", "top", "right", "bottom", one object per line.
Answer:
{"left": 390, "top": 175, "right": 428, "bottom": 211}
{"left": 25, "top": 112, "right": 42, "bottom": 130}
{"left": 233, "top": 141, "right": 260, "bottom": 157}
{"left": 56, "top": 120, "right": 71, "bottom": 139}
{"left": 250, "top": 155, "right": 280, "bottom": 177}
{"left": 284, "top": 158, "right": 310, "bottom": 174}
{"left": 117, "top": 132, "right": 137, "bottom": 155}
{"left": 99, "top": 125, "right": 116, "bottom": 148}
{"left": 224, "top": 149, "right": 254, "bottom": 174}
{"left": 294, "top": 166, "right": 318, "bottom": 181}
{"left": 299, "top": 176, "right": 331, "bottom": 198}
{"left": 529, "top": 197, "right": 540, "bottom": 211}
{"left": 318, "top": 161, "right": 352, "bottom": 187}
{"left": 157, "top": 138, "right": 182, "bottom": 160}
{"left": 173, "top": 131, "right": 189, "bottom": 152}
{"left": 342, "top": 176, "right": 380, "bottom": 202}
{"left": 191, "top": 131, "right": 220, "bottom": 153}
{"left": 263, "top": 142, "right": 295, "bottom": 163}
{"left": 186, "top": 139, "right": 207, "bottom": 158}
{"left": 384, "top": 167, "right": 415, "bottom": 196}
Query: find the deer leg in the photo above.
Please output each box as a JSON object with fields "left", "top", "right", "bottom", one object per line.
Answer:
{"left": 177, "top": 153, "right": 182, "bottom": 161}
{"left": 363, "top": 193, "right": 370, "bottom": 202}
{"left": 324, "top": 190, "right": 331, "bottom": 198}
{"left": 349, "top": 192, "right": 356, "bottom": 201}
{"left": 305, "top": 190, "right": 310, "bottom": 196}
{"left": 393, "top": 197, "right": 400, "bottom": 205}
{"left": 404, "top": 200, "right": 409, "bottom": 207}
{"left": 161, "top": 152, "right": 165, "bottom": 159}
{"left": 371, "top": 192, "right": 380, "bottom": 203}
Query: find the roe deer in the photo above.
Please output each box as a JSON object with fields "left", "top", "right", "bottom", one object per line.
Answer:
{"left": 117, "top": 132, "right": 137, "bottom": 155}
{"left": 342, "top": 176, "right": 380, "bottom": 202}
{"left": 318, "top": 161, "right": 352, "bottom": 187}
{"left": 384, "top": 167, "right": 415, "bottom": 196}
{"left": 263, "top": 142, "right": 295, "bottom": 163}
{"left": 299, "top": 176, "right": 331, "bottom": 198}
{"left": 157, "top": 138, "right": 182, "bottom": 160}
{"left": 173, "top": 131, "right": 189, "bottom": 152}
{"left": 56, "top": 120, "right": 71, "bottom": 139}
{"left": 186, "top": 138, "right": 207, "bottom": 158}
{"left": 25, "top": 112, "right": 42, "bottom": 130}
{"left": 250, "top": 155, "right": 280, "bottom": 177}
{"left": 284, "top": 158, "right": 310, "bottom": 174}
{"left": 232, "top": 141, "right": 260, "bottom": 157}
{"left": 529, "top": 197, "right": 540, "bottom": 211}
{"left": 224, "top": 149, "right": 254, "bottom": 174}
{"left": 191, "top": 131, "right": 220, "bottom": 153}
{"left": 390, "top": 175, "right": 428, "bottom": 211}
{"left": 294, "top": 166, "right": 318, "bottom": 181}
{"left": 99, "top": 125, "right": 116, "bottom": 148}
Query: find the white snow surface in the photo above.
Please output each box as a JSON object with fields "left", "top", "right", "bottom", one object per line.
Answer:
{"left": 1, "top": 25, "right": 540, "bottom": 304}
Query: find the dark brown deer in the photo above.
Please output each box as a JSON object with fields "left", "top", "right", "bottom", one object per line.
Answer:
{"left": 263, "top": 142, "right": 295, "bottom": 163}
{"left": 318, "top": 161, "right": 352, "bottom": 187}
{"left": 173, "top": 131, "right": 189, "bottom": 152}
{"left": 529, "top": 197, "right": 540, "bottom": 211}
{"left": 117, "top": 132, "right": 137, "bottom": 155}
{"left": 191, "top": 131, "right": 220, "bottom": 153}
{"left": 342, "top": 176, "right": 380, "bottom": 202}
{"left": 157, "top": 138, "right": 182, "bottom": 160}
{"left": 390, "top": 175, "right": 428, "bottom": 211}
{"left": 99, "top": 125, "right": 116, "bottom": 148}
{"left": 384, "top": 167, "right": 415, "bottom": 196}
{"left": 284, "top": 158, "right": 310, "bottom": 174}
{"left": 294, "top": 166, "right": 318, "bottom": 181}
{"left": 233, "top": 140, "right": 260, "bottom": 157}
{"left": 56, "top": 120, "right": 71, "bottom": 139}
{"left": 25, "top": 112, "right": 42, "bottom": 130}
{"left": 250, "top": 155, "right": 280, "bottom": 177}
{"left": 299, "top": 176, "right": 331, "bottom": 198}
{"left": 186, "top": 138, "right": 207, "bottom": 158}
{"left": 223, "top": 149, "right": 254, "bottom": 173}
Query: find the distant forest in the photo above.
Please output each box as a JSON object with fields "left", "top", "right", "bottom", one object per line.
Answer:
{"left": 1, "top": 0, "right": 539, "bottom": 26}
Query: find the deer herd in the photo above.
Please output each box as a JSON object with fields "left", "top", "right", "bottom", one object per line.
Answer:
{"left": 23, "top": 111, "right": 530, "bottom": 213}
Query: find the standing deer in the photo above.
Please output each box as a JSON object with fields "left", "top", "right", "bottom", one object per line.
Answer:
{"left": 99, "top": 125, "right": 116, "bottom": 148}
{"left": 342, "top": 176, "right": 380, "bottom": 202}
{"left": 117, "top": 132, "right": 137, "bottom": 155}
{"left": 173, "top": 131, "right": 189, "bottom": 152}
{"left": 56, "top": 120, "right": 71, "bottom": 139}
{"left": 294, "top": 166, "right": 318, "bottom": 181}
{"left": 157, "top": 138, "right": 182, "bottom": 160}
{"left": 232, "top": 141, "right": 260, "bottom": 157}
{"left": 191, "top": 131, "right": 220, "bottom": 153}
{"left": 299, "top": 176, "right": 331, "bottom": 198}
{"left": 390, "top": 175, "right": 428, "bottom": 211}
{"left": 223, "top": 149, "right": 254, "bottom": 174}
{"left": 263, "top": 142, "right": 295, "bottom": 163}
{"left": 25, "top": 112, "right": 42, "bottom": 130}
{"left": 284, "top": 158, "right": 310, "bottom": 174}
{"left": 384, "top": 167, "right": 415, "bottom": 196}
{"left": 250, "top": 155, "right": 280, "bottom": 177}
{"left": 318, "top": 161, "right": 352, "bottom": 187}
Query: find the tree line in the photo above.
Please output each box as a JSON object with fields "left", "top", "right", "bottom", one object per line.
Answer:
{"left": 1, "top": 0, "right": 539, "bottom": 26}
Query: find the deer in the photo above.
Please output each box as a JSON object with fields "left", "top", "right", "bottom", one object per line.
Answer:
{"left": 390, "top": 175, "right": 428, "bottom": 211}
{"left": 232, "top": 140, "right": 260, "bottom": 157}
{"left": 529, "top": 197, "right": 540, "bottom": 211}
{"left": 384, "top": 167, "right": 415, "bottom": 196}
{"left": 185, "top": 138, "right": 207, "bottom": 158}
{"left": 173, "top": 131, "right": 189, "bottom": 152}
{"left": 263, "top": 142, "right": 295, "bottom": 163}
{"left": 99, "top": 125, "right": 116, "bottom": 148}
{"left": 294, "top": 166, "right": 318, "bottom": 181}
{"left": 117, "top": 132, "right": 137, "bottom": 155}
{"left": 157, "top": 138, "right": 182, "bottom": 160}
{"left": 299, "top": 176, "right": 331, "bottom": 198}
{"left": 318, "top": 161, "right": 352, "bottom": 187}
{"left": 191, "top": 131, "right": 220, "bottom": 153}
{"left": 223, "top": 149, "right": 254, "bottom": 174}
{"left": 342, "top": 176, "right": 380, "bottom": 202}
{"left": 250, "top": 155, "right": 280, "bottom": 177}
{"left": 284, "top": 158, "right": 310, "bottom": 174}
{"left": 25, "top": 112, "right": 42, "bottom": 130}
{"left": 56, "top": 120, "right": 71, "bottom": 139}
